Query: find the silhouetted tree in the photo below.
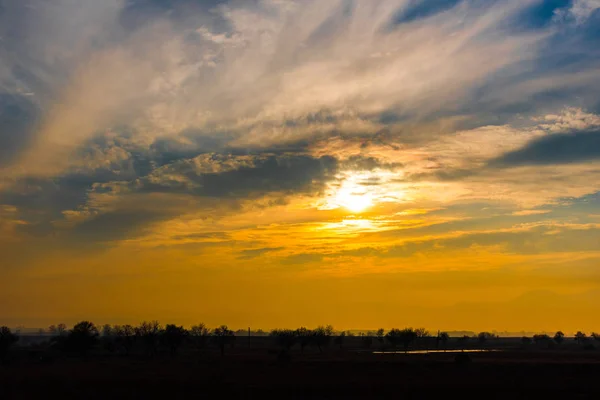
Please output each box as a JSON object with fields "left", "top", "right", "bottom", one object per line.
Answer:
{"left": 136, "top": 321, "right": 162, "bottom": 356}
{"left": 65, "top": 321, "right": 99, "bottom": 357}
{"left": 270, "top": 329, "right": 296, "bottom": 351}
{"left": 311, "top": 325, "right": 334, "bottom": 353}
{"left": 415, "top": 328, "right": 429, "bottom": 338}
{"left": 49, "top": 324, "right": 67, "bottom": 337}
{"left": 47, "top": 323, "right": 69, "bottom": 351}
{"left": 553, "top": 331, "right": 565, "bottom": 345}
{"left": 162, "top": 324, "right": 188, "bottom": 356}
{"left": 295, "top": 327, "right": 312, "bottom": 354}
{"left": 114, "top": 325, "right": 135, "bottom": 355}
{"left": 414, "top": 328, "right": 429, "bottom": 349}
{"left": 190, "top": 323, "right": 211, "bottom": 350}
{"left": 386, "top": 328, "right": 417, "bottom": 353}
{"left": 477, "top": 332, "right": 496, "bottom": 347}
{"left": 533, "top": 334, "right": 551, "bottom": 346}
{"left": 591, "top": 332, "right": 600, "bottom": 342}
{"left": 213, "top": 325, "right": 235, "bottom": 356}
{"left": 0, "top": 326, "right": 19, "bottom": 361}
{"left": 334, "top": 331, "right": 346, "bottom": 349}
{"left": 575, "top": 331, "right": 587, "bottom": 345}
{"left": 100, "top": 324, "right": 116, "bottom": 353}
{"left": 439, "top": 332, "right": 449, "bottom": 350}
{"left": 457, "top": 335, "right": 470, "bottom": 350}
{"left": 385, "top": 329, "right": 400, "bottom": 348}
{"left": 102, "top": 324, "right": 113, "bottom": 337}
{"left": 376, "top": 328, "right": 385, "bottom": 349}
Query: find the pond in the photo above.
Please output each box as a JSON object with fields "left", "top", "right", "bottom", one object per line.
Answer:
{"left": 372, "top": 349, "right": 502, "bottom": 354}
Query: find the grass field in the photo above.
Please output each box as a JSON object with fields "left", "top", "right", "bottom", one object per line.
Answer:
{"left": 2, "top": 346, "right": 600, "bottom": 399}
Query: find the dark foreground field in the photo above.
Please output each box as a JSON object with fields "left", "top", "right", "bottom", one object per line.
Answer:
{"left": 2, "top": 349, "right": 600, "bottom": 399}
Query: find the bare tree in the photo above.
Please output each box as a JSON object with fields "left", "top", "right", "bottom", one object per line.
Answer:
{"left": 439, "top": 332, "right": 450, "bottom": 350}
{"left": 136, "top": 321, "right": 162, "bottom": 357}
{"left": 101, "top": 324, "right": 113, "bottom": 337}
{"left": 414, "top": 328, "right": 429, "bottom": 349}
{"left": 213, "top": 325, "right": 235, "bottom": 356}
{"left": 477, "top": 332, "right": 496, "bottom": 347}
{"left": 415, "top": 328, "right": 429, "bottom": 338}
{"left": 100, "top": 324, "right": 116, "bottom": 353}
{"left": 457, "top": 335, "right": 470, "bottom": 350}
{"left": 114, "top": 325, "right": 135, "bottom": 355}
{"left": 376, "top": 328, "right": 385, "bottom": 349}
{"left": 311, "top": 325, "right": 334, "bottom": 354}
{"left": 49, "top": 324, "right": 67, "bottom": 337}
{"left": 190, "top": 323, "right": 211, "bottom": 350}
{"left": 162, "top": 324, "right": 188, "bottom": 356}
{"left": 295, "top": 327, "right": 312, "bottom": 354}
{"left": 386, "top": 328, "right": 417, "bottom": 353}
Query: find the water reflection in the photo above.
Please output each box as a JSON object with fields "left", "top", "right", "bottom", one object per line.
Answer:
{"left": 372, "top": 349, "right": 502, "bottom": 354}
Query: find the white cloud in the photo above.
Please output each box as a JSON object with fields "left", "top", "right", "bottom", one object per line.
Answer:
{"left": 555, "top": 0, "right": 600, "bottom": 24}
{"left": 535, "top": 107, "right": 600, "bottom": 133}
{"left": 1, "top": 0, "right": 566, "bottom": 178}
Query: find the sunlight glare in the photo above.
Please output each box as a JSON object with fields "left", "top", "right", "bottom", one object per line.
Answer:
{"left": 335, "top": 187, "right": 373, "bottom": 212}
{"left": 320, "top": 170, "right": 402, "bottom": 213}
{"left": 326, "top": 171, "right": 376, "bottom": 213}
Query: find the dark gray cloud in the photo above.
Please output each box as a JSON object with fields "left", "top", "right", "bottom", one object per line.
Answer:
{"left": 172, "top": 232, "right": 230, "bottom": 241}
{"left": 389, "top": 0, "right": 463, "bottom": 27}
{"left": 281, "top": 253, "right": 324, "bottom": 265}
{"left": 0, "top": 177, "right": 89, "bottom": 219}
{"left": 238, "top": 247, "right": 284, "bottom": 260}
{"left": 134, "top": 154, "right": 339, "bottom": 198}
{"left": 118, "top": 0, "right": 229, "bottom": 32}
{"left": 65, "top": 208, "right": 169, "bottom": 244}
{"left": 0, "top": 150, "right": 341, "bottom": 244}
{"left": 0, "top": 93, "right": 40, "bottom": 166}
{"left": 490, "top": 129, "right": 600, "bottom": 167}
{"left": 342, "top": 155, "right": 403, "bottom": 171}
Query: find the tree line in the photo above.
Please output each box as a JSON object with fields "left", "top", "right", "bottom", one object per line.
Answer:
{"left": 2, "top": 322, "right": 600, "bottom": 362}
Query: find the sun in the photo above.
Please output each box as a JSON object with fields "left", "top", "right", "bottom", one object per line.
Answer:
{"left": 330, "top": 174, "right": 374, "bottom": 213}
{"left": 335, "top": 189, "right": 373, "bottom": 212}
{"left": 321, "top": 170, "right": 399, "bottom": 213}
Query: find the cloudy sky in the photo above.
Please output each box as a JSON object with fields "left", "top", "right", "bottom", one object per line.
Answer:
{"left": 1, "top": 0, "right": 600, "bottom": 332}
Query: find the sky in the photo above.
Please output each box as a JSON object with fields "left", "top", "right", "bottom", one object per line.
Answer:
{"left": 1, "top": 0, "right": 600, "bottom": 333}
